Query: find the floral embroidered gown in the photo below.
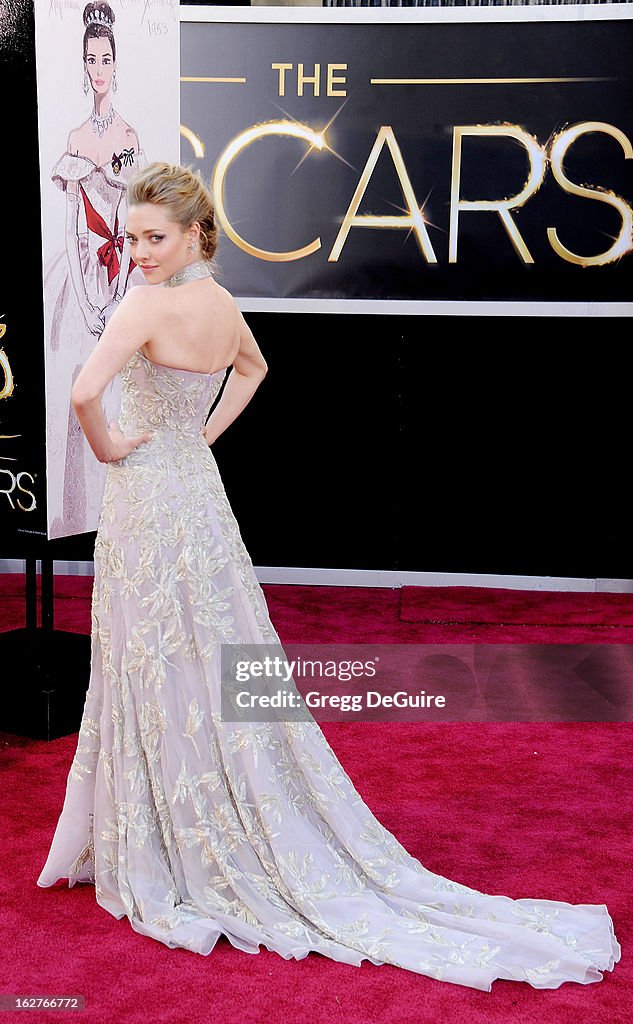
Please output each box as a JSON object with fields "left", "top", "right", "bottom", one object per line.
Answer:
{"left": 37, "top": 350, "right": 621, "bottom": 991}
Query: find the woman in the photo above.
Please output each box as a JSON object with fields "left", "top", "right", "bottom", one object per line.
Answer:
{"left": 37, "top": 161, "right": 621, "bottom": 992}
{"left": 44, "top": 1, "right": 146, "bottom": 539}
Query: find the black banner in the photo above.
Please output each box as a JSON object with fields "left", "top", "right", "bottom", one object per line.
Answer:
{"left": 181, "top": 9, "right": 633, "bottom": 311}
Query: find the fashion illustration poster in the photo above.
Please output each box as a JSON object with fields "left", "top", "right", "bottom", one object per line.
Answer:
{"left": 34, "top": 0, "right": 179, "bottom": 539}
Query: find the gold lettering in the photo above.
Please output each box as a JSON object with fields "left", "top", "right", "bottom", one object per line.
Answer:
{"left": 329, "top": 126, "right": 437, "bottom": 263}
{"left": 180, "top": 123, "right": 205, "bottom": 159}
{"left": 327, "top": 64, "right": 347, "bottom": 97}
{"left": 449, "top": 126, "right": 546, "bottom": 264}
{"left": 297, "top": 63, "right": 320, "bottom": 97}
{"left": 0, "top": 332, "right": 15, "bottom": 401}
{"left": 212, "top": 121, "right": 323, "bottom": 262}
{"left": 547, "top": 121, "right": 633, "bottom": 266}
{"left": 17, "top": 473, "right": 37, "bottom": 513}
{"left": 272, "top": 63, "right": 293, "bottom": 97}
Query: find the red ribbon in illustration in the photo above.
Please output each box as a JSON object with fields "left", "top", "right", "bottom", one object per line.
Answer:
{"left": 79, "top": 182, "right": 137, "bottom": 283}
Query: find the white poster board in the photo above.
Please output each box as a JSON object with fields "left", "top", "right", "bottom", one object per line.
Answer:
{"left": 35, "top": 0, "right": 180, "bottom": 539}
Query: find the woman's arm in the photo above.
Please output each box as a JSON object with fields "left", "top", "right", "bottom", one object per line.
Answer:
{"left": 100, "top": 209, "right": 132, "bottom": 325}
{"left": 71, "top": 400, "right": 151, "bottom": 465}
{"left": 71, "top": 288, "right": 154, "bottom": 463}
{"left": 203, "top": 306, "right": 268, "bottom": 446}
{"left": 64, "top": 180, "right": 105, "bottom": 336}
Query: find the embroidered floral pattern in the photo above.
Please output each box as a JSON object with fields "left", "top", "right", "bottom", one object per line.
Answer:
{"left": 37, "top": 350, "right": 621, "bottom": 991}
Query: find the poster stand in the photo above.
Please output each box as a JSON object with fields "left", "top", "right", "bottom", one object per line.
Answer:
{"left": 0, "top": 546, "right": 92, "bottom": 740}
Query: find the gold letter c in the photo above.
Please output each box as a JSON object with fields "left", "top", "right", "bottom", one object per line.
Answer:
{"left": 212, "top": 121, "right": 323, "bottom": 263}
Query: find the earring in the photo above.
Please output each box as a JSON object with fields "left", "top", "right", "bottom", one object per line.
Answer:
{"left": 83, "top": 71, "right": 90, "bottom": 95}
{"left": 112, "top": 70, "right": 117, "bottom": 93}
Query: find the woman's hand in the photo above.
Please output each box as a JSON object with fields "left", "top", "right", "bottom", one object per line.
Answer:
{"left": 82, "top": 300, "right": 106, "bottom": 337}
{"left": 101, "top": 295, "right": 122, "bottom": 327}
{"left": 103, "top": 421, "right": 154, "bottom": 463}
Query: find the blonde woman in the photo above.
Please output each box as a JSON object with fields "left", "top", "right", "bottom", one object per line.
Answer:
{"left": 38, "top": 162, "right": 620, "bottom": 993}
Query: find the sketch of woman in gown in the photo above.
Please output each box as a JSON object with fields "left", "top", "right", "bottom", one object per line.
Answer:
{"left": 44, "top": 1, "right": 147, "bottom": 539}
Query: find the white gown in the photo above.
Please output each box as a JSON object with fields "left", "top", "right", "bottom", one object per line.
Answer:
{"left": 37, "top": 350, "right": 621, "bottom": 991}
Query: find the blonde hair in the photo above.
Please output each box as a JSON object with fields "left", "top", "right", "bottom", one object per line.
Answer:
{"left": 127, "top": 161, "right": 218, "bottom": 263}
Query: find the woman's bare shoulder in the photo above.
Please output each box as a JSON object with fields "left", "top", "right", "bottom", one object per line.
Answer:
{"left": 67, "top": 123, "right": 90, "bottom": 153}
{"left": 121, "top": 284, "right": 155, "bottom": 312}
{"left": 210, "top": 280, "right": 241, "bottom": 319}
{"left": 212, "top": 280, "right": 237, "bottom": 304}
{"left": 116, "top": 115, "right": 139, "bottom": 150}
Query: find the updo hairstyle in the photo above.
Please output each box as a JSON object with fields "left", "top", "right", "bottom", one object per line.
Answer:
{"left": 127, "top": 161, "right": 219, "bottom": 263}
{"left": 83, "top": 2, "right": 116, "bottom": 61}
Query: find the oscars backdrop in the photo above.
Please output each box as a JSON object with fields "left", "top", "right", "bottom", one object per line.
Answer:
{"left": 180, "top": 5, "right": 632, "bottom": 315}
{"left": 34, "top": 0, "right": 180, "bottom": 541}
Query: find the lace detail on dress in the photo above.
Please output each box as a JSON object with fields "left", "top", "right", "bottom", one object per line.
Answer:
{"left": 51, "top": 152, "right": 95, "bottom": 189}
{"left": 52, "top": 148, "right": 148, "bottom": 191}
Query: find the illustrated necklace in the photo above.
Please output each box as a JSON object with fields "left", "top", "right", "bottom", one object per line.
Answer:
{"left": 161, "top": 258, "right": 214, "bottom": 288}
{"left": 90, "top": 103, "right": 114, "bottom": 138}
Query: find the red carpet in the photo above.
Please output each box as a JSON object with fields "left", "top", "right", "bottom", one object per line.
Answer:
{"left": 3, "top": 573, "right": 633, "bottom": 643}
{"left": 1, "top": 576, "right": 630, "bottom": 1022}
{"left": 400, "top": 586, "right": 633, "bottom": 627}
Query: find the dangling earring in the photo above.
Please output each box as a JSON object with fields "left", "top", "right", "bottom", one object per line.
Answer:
{"left": 112, "top": 70, "right": 117, "bottom": 93}
{"left": 83, "top": 71, "right": 90, "bottom": 95}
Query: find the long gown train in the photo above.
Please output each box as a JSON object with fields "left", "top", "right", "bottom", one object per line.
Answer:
{"left": 37, "top": 350, "right": 621, "bottom": 992}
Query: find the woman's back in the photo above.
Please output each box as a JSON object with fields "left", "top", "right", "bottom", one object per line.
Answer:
{"left": 141, "top": 277, "right": 241, "bottom": 374}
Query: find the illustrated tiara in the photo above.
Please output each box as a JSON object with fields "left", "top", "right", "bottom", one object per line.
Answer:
{"left": 86, "top": 8, "right": 113, "bottom": 28}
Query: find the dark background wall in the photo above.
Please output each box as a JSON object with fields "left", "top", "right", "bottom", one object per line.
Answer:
{"left": 213, "top": 313, "right": 629, "bottom": 580}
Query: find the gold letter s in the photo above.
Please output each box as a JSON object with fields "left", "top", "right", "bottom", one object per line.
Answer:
{"left": 547, "top": 122, "right": 633, "bottom": 267}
